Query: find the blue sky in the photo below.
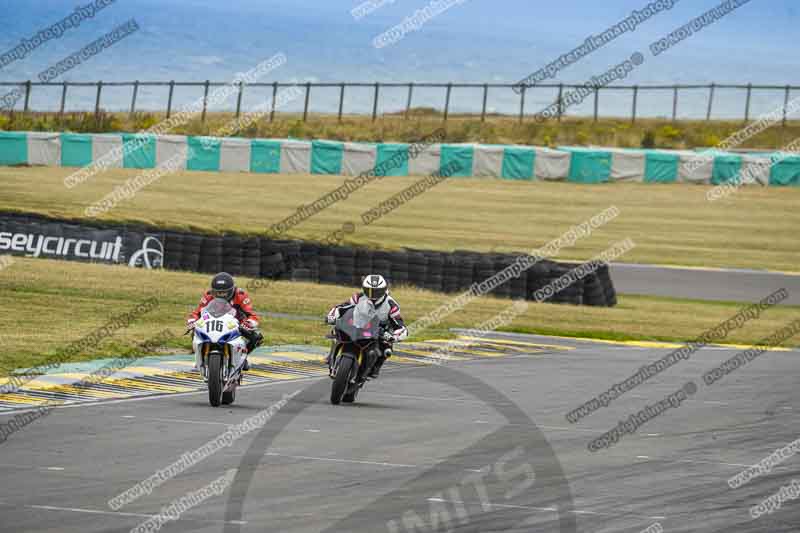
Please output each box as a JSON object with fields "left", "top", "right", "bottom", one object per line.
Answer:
{"left": 0, "top": 0, "right": 796, "bottom": 117}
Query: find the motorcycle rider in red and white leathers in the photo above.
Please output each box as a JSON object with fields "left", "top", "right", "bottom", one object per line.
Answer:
{"left": 186, "top": 272, "right": 263, "bottom": 371}
{"left": 325, "top": 274, "right": 408, "bottom": 378}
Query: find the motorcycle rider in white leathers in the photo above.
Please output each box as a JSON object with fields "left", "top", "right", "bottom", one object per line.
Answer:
{"left": 325, "top": 274, "right": 408, "bottom": 378}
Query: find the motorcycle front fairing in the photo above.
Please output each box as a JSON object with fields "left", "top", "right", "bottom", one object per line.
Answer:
{"left": 332, "top": 298, "right": 382, "bottom": 378}
{"left": 192, "top": 298, "right": 248, "bottom": 373}
{"left": 335, "top": 298, "right": 381, "bottom": 342}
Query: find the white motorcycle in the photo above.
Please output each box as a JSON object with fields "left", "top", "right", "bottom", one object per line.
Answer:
{"left": 191, "top": 298, "right": 248, "bottom": 406}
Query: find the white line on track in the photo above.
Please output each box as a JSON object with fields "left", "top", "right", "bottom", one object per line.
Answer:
{"left": 265, "top": 452, "right": 416, "bottom": 468}
{"left": 121, "top": 415, "right": 231, "bottom": 427}
{"left": 426, "top": 497, "right": 666, "bottom": 520}
{"left": 427, "top": 497, "right": 556, "bottom": 512}
{"left": 0, "top": 463, "right": 68, "bottom": 472}
{"left": 539, "top": 424, "right": 601, "bottom": 433}
{"left": 675, "top": 459, "right": 750, "bottom": 468}
{"left": 372, "top": 392, "right": 509, "bottom": 404}
{"left": 473, "top": 420, "right": 606, "bottom": 434}
{"left": 635, "top": 455, "right": 797, "bottom": 472}
{"left": 0, "top": 502, "right": 246, "bottom": 525}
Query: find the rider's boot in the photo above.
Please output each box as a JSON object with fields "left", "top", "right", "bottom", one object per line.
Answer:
{"left": 194, "top": 351, "right": 207, "bottom": 382}
{"left": 326, "top": 343, "right": 337, "bottom": 378}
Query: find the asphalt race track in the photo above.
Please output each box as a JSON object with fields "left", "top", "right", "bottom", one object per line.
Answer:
{"left": 1, "top": 332, "right": 798, "bottom": 533}
{"left": 611, "top": 263, "right": 800, "bottom": 305}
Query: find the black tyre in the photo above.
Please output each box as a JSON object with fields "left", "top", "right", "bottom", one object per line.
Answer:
{"left": 261, "top": 252, "right": 285, "bottom": 277}
{"left": 208, "top": 352, "right": 223, "bottom": 407}
{"left": 342, "top": 386, "right": 358, "bottom": 403}
{"left": 331, "top": 355, "right": 355, "bottom": 405}
{"left": 163, "top": 232, "right": 184, "bottom": 270}
{"left": 583, "top": 273, "right": 607, "bottom": 306}
{"left": 179, "top": 253, "right": 201, "bottom": 273}
{"left": 291, "top": 268, "right": 313, "bottom": 281}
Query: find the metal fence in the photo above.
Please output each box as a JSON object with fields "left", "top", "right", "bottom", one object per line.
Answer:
{"left": 2, "top": 80, "right": 798, "bottom": 125}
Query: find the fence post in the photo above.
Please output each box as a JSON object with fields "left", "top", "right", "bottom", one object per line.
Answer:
{"left": 94, "top": 81, "right": 103, "bottom": 121}
{"left": 303, "top": 82, "right": 311, "bottom": 122}
{"left": 404, "top": 82, "right": 414, "bottom": 120}
{"left": 372, "top": 82, "right": 380, "bottom": 121}
{"left": 518, "top": 85, "right": 525, "bottom": 123}
{"left": 444, "top": 83, "right": 452, "bottom": 122}
{"left": 783, "top": 85, "right": 790, "bottom": 128}
{"left": 593, "top": 87, "right": 599, "bottom": 122}
{"left": 59, "top": 82, "right": 68, "bottom": 117}
{"left": 672, "top": 86, "right": 678, "bottom": 122}
{"left": 744, "top": 83, "right": 752, "bottom": 122}
{"left": 338, "top": 83, "right": 345, "bottom": 122}
{"left": 270, "top": 82, "right": 277, "bottom": 122}
{"left": 23, "top": 80, "right": 31, "bottom": 113}
{"left": 481, "top": 83, "right": 488, "bottom": 122}
{"left": 631, "top": 85, "right": 638, "bottom": 124}
{"left": 166, "top": 80, "right": 175, "bottom": 118}
{"left": 129, "top": 80, "right": 139, "bottom": 116}
{"left": 557, "top": 83, "right": 564, "bottom": 122}
{"left": 201, "top": 80, "right": 210, "bottom": 123}
{"left": 706, "top": 83, "right": 715, "bottom": 121}
{"left": 235, "top": 81, "right": 243, "bottom": 118}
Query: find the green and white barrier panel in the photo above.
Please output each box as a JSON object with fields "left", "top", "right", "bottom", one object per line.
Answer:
{"left": 0, "top": 131, "right": 798, "bottom": 185}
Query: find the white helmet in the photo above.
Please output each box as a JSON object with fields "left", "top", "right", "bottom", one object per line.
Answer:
{"left": 362, "top": 274, "right": 388, "bottom": 304}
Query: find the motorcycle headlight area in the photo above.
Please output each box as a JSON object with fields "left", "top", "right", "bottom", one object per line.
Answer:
{"left": 218, "top": 330, "right": 242, "bottom": 343}
{"left": 195, "top": 328, "right": 240, "bottom": 344}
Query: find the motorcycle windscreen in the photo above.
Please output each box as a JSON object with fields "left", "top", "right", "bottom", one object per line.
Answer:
{"left": 353, "top": 298, "right": 378, "bottom": 328}
{"left": 204, "top": 297, "right": 235, "bottom": 318}
{"left": 337, "top": 299, "right": 381, "bottom": 340}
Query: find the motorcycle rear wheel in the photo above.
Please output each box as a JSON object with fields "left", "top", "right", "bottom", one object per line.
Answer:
{"left": 342, "top": 386, "right": 359, "bottom": 403}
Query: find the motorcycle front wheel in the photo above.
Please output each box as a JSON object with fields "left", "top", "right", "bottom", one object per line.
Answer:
{"left": 331, "top": 355, "right": 355, "bottom": 405}
{"left": 208, "top": 352, "right": 223, "bottom": 407}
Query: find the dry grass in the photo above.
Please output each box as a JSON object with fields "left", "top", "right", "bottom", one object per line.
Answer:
{"left": 3, "top": 110, "right": 800, "bottom": 150}
{"left": 1, "top": 166, "right": 798, "bottom": 271}
{"left": 1, "top": 257, "right": 798, "bottom": 373}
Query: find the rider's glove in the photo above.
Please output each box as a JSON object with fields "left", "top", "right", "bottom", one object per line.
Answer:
{"left": 325, "top": 308, "right": 339, "bottom": 325}
{"left": 392, "top": 327, "right": 408, "bottom": 342}
{"left": 242, "top": 318, "right": 258, "bottom": 331}
{"left": 186, "top": 318, "right": 197, "bottom": 329}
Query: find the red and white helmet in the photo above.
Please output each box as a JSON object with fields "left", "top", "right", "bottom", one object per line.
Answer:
{"left": 362, "top": 274, "right": 388, "bottom": 304}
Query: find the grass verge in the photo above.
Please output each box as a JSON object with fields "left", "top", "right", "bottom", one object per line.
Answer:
{"left": 1, "top": 167, "right": 798, "bottom": 271}
{"left": 1, "top": 257, "right": 798, "bottom": 374}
